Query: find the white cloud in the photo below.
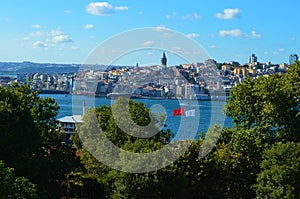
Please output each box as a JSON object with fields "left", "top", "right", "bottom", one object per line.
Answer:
{"left": 251, "top": 31, "right": 261, "bottom": 38}
{"left": 33, "top": 41, "right": 47, "bottom": 48}
{"left": 28, "top": 27, "right": 74, "bottom": 50}
{"left": 219, "top": 29, "right": 246, "bottom": 37}
{"left": 46, "top": 28, "right": 73, "bottom": 43}
{"left": 115, "top": 6, "right": 128, "bottom": 11}
{"left": 165, "top": 14, "right": 172, "bottom": 19}
{"left": 219, "top": 29, "right": 261, "bottom": 39}
{"left": 273, "top": 51, "right": 279, "bottom": 56}
{"left": 165, "top": 12, "right": 178, "bottom": 20}
{"left": 49, "top": 28, "right": 63, "bottom": 36}
{"left": 86, "top": 2, "right": 128, "bottom": 16}
{"left": 143, "top": 41, "right": 154, "bottom": 47}
{"left": 186, "top": 33, "right": 200, "bottom": 38}
{"left": 52, "top": 35, "right": 73, "bottom": 43}
{"left": 182, "top": 12, "right": 202, "bottom": 20}
{"left": 290, "top": 36, "right": 296, "bottom": 41}
{"left": 30, "top": 31, "right": 44, "bottom": 37}
{"left": 153, "top": 26, "right": 173, "bottom": 38}
{"left": 208, "top": 45, "right": 220, "bottom": 49}
{"left": 32, "top": 24, "right": 42, "bottom": 29}
{"left": 84, "top": 24, "right": 95, "bottom": 29}
{"left": 86, "top": 2, "right": 113, "bottom": 15}
{"left": 279, "top": 48, "right": 285, "bottom": 52}
{"left": 153, "top": 26, "right": 168, "bottom": 32}
{"left": 216, "top": 8, "right": 241, "bottom": 19}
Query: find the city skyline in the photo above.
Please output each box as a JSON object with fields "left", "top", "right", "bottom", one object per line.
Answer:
{"left": 0, "top": 1, "right": 299, "bottom": 65}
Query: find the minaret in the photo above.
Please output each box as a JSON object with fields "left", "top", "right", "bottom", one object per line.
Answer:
{"left": 161, "top": 52, "right": 167, "bottom": 67}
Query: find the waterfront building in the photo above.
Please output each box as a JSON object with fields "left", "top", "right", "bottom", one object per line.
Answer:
{"left": 176, "top": 85, "right": 184, "bottom": 97}
{"left": 95, "top": 81, "right": 108, "bottom": 95}
{"left": 57, "top": 115, "right": 83, "bottom": 143}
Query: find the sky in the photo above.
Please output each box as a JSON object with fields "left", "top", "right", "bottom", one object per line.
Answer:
{"left": 0, "top": 0, "right": 299, "bottom": 66}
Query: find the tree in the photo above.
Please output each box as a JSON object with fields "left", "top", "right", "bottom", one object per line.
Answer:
{"left": 0, "top": 160, "right": 38, "bottom": 199}
{"left": 217, "top": 61, "right": 300, "bottom": 197}
{"left": 214, "top": 127, "right": 270, "bottom": 198}
{"left": 0, "top": 84, "right": 81, "bottom": 198}
{"left": 68, "top": 61, "right": 300, "bottom": 198}
{"left": 74, "top": 97, "right": 179, "bottom": 198}
{"left": 0, "top": 84, "right": 43, "bottom": 177}
{"left": 254, "top": 142, "right": 300, "bottom": 198}
{"left": 225, "top": 62, "right": 300, "bottom": 142}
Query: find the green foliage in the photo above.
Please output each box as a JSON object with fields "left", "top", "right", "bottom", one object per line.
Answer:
{"left": 0, "top": 84, "right": 81, "bottom": 198}
{"left": 0, "top": 160, "right": 39, "bottom": 199}
{"left": 0, "top": 85, "right": 41, "bottom": 176}
{"left": 65, "top": 171, "right": 106, "bottom": 199}
{"left": 225, "top": 61, "right": 300, "bottom": 142}
{"left": 216, "top": 63, "right": 222, "bottom": 70}
{"left": 1, "top": 61, "right": 299, "bottom": 199}
{"left": 76, "top": 97, "right": 195, "bottom": 198}
{"left": 215, "top": 61, "right": 300, "bottom": 198}
{"left": 214, "top": 127, "right": 271, "bottom": 198}
{"left": 254, "top": 142, "right": 300, "bottom": 198}
{"left": 74, "top": 61, "right": 300, "bottom": 198}
{"left": 79, "top": 96, "right": 170, "bottom": 153}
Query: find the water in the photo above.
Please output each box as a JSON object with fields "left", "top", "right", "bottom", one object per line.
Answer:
{"left": 41, "top": 94, "right": 233, "bottom": 139}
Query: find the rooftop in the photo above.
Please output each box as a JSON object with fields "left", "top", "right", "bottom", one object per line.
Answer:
{"left": 57, "top": 115, "right": 83, "bottom": 124}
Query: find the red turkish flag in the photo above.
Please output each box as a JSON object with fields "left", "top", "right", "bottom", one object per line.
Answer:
{"left": 173, "top": 107, "right": 184, "bottom": 116}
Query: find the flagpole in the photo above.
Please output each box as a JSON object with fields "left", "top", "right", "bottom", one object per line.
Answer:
{"left": 184, "top": 108, "right": 186, "bottom": 140}
{"left": 182, "top": 105, "right": 185, "bottom": 140}
{"left": 194, "top": 111, "right": 198, "bottom": 140}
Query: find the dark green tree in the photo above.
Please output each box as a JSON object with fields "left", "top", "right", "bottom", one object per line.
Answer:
{"left": 254, "top": 142, "right": 300, "bottom": 198}
{"left": 225, "top": 62, "right": 300, "bottom": 142}
{"left": 0, "top": 160, "right": 39, "bottom": 199}
{"left": 217, "top": 61, "right": 300, "bottom": 197}
{"left": 0, "top": 84, "right": 81, "bottom": 198}
{"left": 74, "top": 97, "right": 178, "bottom": 198}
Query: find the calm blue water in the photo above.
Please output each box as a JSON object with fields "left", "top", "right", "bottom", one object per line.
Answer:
{"left": 41, "top": 94, "right": 233, "bottom": 140}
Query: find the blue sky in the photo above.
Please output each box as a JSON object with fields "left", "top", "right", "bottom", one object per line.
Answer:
{"left": 0, "top": 0, "right": 299, "bottom": 65}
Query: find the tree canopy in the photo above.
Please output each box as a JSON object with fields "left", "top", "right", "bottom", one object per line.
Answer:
{"left": 254, "top": 142, "right": 300, "bottom": 198}
{"left": 0, "top": 84, "right": 80, "bottom": 198}
{"left": 0, "top": 61, "right": 299, "bottom": 198}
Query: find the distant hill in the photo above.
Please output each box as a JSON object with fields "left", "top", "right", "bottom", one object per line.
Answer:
{"left": 0, "top": 61, "right": 133, "bottom": 74}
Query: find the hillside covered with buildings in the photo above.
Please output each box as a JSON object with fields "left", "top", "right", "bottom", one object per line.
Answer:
{"left": 0, "top": 53, "right": 298, "bottom": 100}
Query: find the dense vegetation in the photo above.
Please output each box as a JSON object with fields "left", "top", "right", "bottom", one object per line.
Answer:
{"left": 0, "top": 62, "right": 299, "bottom": 198}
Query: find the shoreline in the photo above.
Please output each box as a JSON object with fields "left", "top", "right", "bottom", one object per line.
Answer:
{"left": 38, "top": 91, "right": 227, "bottom": 101}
